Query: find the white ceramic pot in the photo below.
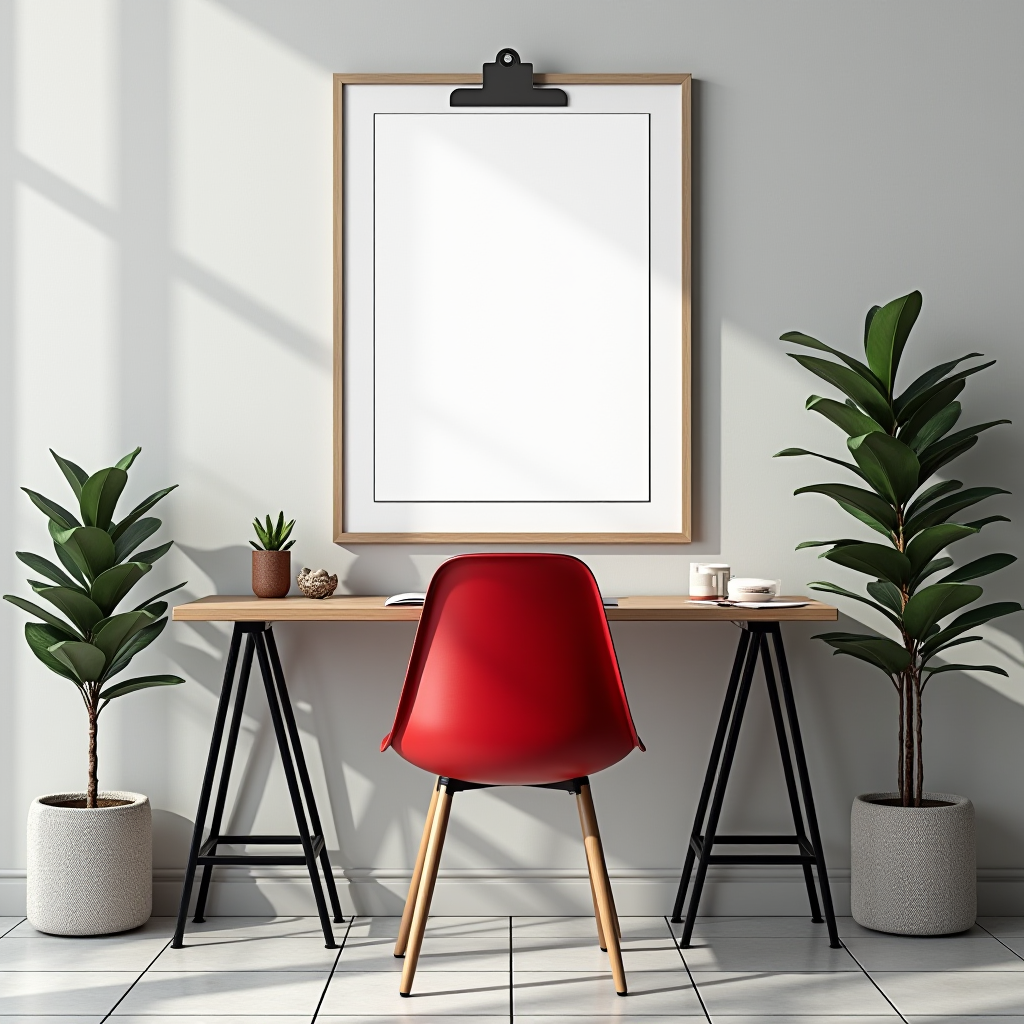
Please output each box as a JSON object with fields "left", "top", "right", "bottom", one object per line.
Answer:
{"left": 27, "top": 791, "right": 152, "bottom": 936}
{"left": 851, "top": 791, "right": 975, "bottom": 935}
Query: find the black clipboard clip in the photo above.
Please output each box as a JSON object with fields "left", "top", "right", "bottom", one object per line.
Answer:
{"left": 450, "top": 49, "right": 567, "bottom": 108}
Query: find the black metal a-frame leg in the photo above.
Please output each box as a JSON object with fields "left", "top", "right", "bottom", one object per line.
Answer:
{"left": 670, "top": 621, "right": 840, "bottom": 949}
{"left": 172, "top": 622, "right": 344, "bottom": 949}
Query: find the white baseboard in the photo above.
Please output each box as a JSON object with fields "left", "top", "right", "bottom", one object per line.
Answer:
{"left": 2, "top": 867, "right": 1022, "bottom": 919}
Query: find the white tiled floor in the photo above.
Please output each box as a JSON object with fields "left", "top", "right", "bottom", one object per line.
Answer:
{"left": 0, "top": 914, "right": 1022, "bottom": 1020}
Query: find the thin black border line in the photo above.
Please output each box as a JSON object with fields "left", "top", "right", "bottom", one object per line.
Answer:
{"left": 663, "top": 914, "right": 712, "bottom": 1022}
{"left": 99, "top": 932, "right": 174, "bottom": 1022}
{"left": 840, "top": 934, "right": 911, "bottom": 1022}
{"left": 0, "top": 917, "right": 24, "bottom": 939}
{"left": 508, "top": 914, "right": 514, "bottom": 1023}
{"left": 311, "top": 913, "right": 353, "bottom": 1022}
{"left": 371, "top": 110, "right": 653, "bottom": 506}
{"left": 976, "top": 919, "right": 1024, "bottom": 963}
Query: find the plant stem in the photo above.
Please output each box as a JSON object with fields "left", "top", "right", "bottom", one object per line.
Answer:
{"left": 897, "top": 672, "right": 905, "bottom": 802}
{"left": 87, "top": 690, "right": 98, "bottom": 809}
{"left": 902, "top": 670, "right": 914, "bottom": 807}
{"left": 914, "top": 667, "right": 924, "bottom": 807}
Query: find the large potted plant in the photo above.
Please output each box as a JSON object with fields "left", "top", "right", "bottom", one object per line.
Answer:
{"left": 777, "top": 290, "right": 1020, "bottom": 935}
{"left": 4, "top": 447, "right": 185, "bottom": 935}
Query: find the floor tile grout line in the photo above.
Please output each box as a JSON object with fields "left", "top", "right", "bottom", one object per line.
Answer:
{"left": 310, "top": 914, "right": 352, "bottom": 1023}
{"left": 508, "top": 915, "right": 513, "bottom": 1024}
{"left": 976, "top": 919, "right": 1024, "bottom": 964}
{"left": 0, "top": 917, "right": 25, "bottom": 940}
{"left": 840, "top": 935, "right": 910, "bottom": 1023}
{"left": 664, "top": 914, "right": 712, "bottom": 1023}
{"left": 98, "top": 932, "right": 174, "bottom": 1022}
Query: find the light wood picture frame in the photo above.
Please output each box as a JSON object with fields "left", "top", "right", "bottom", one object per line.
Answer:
{"left": 334, "top": 73, "right": 691, "bottom": 543}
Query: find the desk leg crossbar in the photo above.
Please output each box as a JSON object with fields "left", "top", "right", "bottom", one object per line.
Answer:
{"left": 172, "top": 622, "right": 343, "bottom": 949}
{"left": 671, "top": 621, "right": 840, "bottom": 949}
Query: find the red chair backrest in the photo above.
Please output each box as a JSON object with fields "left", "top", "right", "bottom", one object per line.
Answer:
{"left": 382, "top": 553, "right": 643, "bottom": 786}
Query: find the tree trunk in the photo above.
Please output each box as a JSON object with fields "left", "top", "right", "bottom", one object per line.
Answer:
{"left": 87, "top": 703, "right": 98, "bottom": 809}
{"left": 902, "top": 670, "right": 914, "bottom": 807}
{"left": 897, "top": 673, "right": 905, "bottom": 802}
{"left": 914, "top": 669, "right": 924, "bottom": 807}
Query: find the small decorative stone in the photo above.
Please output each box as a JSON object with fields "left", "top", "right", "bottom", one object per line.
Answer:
{"left": 296, "top": 567, "right": 338, "bottom": 599}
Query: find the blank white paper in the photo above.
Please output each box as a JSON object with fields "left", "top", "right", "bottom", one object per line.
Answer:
{"left": 372, "top": 112, "right": 650, "bottom": 503}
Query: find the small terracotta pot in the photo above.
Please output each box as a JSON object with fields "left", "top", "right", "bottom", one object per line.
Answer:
{"left": 252, "top": 550, "right": 291, "bottom": 598}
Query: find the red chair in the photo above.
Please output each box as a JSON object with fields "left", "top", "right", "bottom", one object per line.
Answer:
{"left": 381, "top": 553, "right": 644, "bottom": 995}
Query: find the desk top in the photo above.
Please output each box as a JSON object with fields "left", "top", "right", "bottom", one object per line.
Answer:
{"left": 171, "top": 595, "right": 838, "bottom": 623}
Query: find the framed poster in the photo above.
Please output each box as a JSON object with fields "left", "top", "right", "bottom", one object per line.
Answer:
{"left": 334, "top": 73, "right": 690, "bottom": 542}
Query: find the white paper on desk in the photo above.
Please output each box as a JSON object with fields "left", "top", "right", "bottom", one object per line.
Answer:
{"left": 727, "top": 601, "right": 809, "bottom": 609}
{"left": 384, "top": 592, "right": 426, "bottom": 606}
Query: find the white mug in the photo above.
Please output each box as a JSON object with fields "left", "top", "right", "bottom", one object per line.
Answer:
{"left": 690, "top": 563, "right": 731, "bottom": 600}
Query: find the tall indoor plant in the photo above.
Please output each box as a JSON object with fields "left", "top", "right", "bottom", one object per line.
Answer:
{"left": 777, "top": 290, "right": 1019, "bottom": 933}
{"left": 4, "top": 447, "right": 185, "bottom": 934}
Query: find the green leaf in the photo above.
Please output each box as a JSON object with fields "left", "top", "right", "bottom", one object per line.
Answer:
{"left": 52, "top": 540, "right": 87, "bottom": 585}
{"left": 29, "top": 587, "right": 103, "bottom": 634}
{"left": 897, "top": 359, "right": 996, "bottom": 426}
{"left": 807, "top": 581, "right": 901, "bottom": 628}
{"left": 914, "top": 557, "right": 954, "bottom": 586}
{"left": 864, "top": 290, "right": 922, "bottom": 394}
{"left": 894, "top": 353, "right": 984, "bottom": 419}
{"left": 100, "top": 673, "right": 184, "bottom": 702}
{"left": 903, "top": 487, "right": 1009, "bottom": 539}
{"left": 796, "top": 539, "right": 860, "bottom": 550}
{"left": 805, "top": 396, "right": 884, "bottom": 437}
{"left": 90, "top": 562, "right": 151, "bottom": 617}
{"left": 132, "top": 541, "right": 173, "bottom": 565}
{"left": 963, "top": 515, "right": 1011, "bottom": 532}
{"left": 25, "top": 623, "right": 80, "bottom": 681}
{"left": 788, "top": 354, "right": 895, "bottom": 429}
{"left": 22, "top": 488, "right": 80, "bottom": 530}
{"left": 941, "top": 553, "right": 1016, "bottom": 584}
{"left": 103, "top": 618, "right": 167, "bottom": 679}
{"left": 53, "top": 526, "right": 116, "bottom": 581}
{"left": 132, "top": 582, "right": 186, "bottom": 611}
{"left": 48, "top": 640, "right": 105, "bottom": 682}
{"left": 115, "top": 446, "right": 142, "bottom": 471}
{"left": 282, "top": 540, "right": 295, "bottom": 551}
{"left": 91, "top": 610, "right": 156, "bottom": 665}
{"left": 112, "top": 517, "right": 161, "bottom": 563}
{"left": 904, "top": 584, "right": 984, "bottom": 640}
{"left": 49, "top": 450, "right": 88, "bottom": 500}
{"left": 15, "top": 551, "right": 84, "bottom": 592}
{"left": 918, "top": 420, "right": 1011, "bottom": 481}
{"left": 905, "top": 524, "right": 979, "bottom": 579}
{"left": 921, "top": 634, "right": 983, "bottom": 661}
{"left": 923, "top": 663, "right": 1008, "bottom": 678}
{"left": 774, "top": 448, "right": 865, "bottom": 479}
{"left": 836, "top": 501, "right": 893, "bottom": 538}
{"left": 110, "top": 485, "right": 177, "bottom": 542}
{"left": 823, "top": 542, "right": 912, "bottom": 586}
{"left": 906, "top": 479, "right": 963, "bottom": 521}
{"left": 897, "top": 381, "right": 964, "bottom": 448}
{"left": 136, "top": 600, "right": 168, "bottom": 619}
{"left": 3, "top": 594, "right": 83, "bottom": 639}
{"left": 815, "top": 631, "right": 912, "bottom": 675}
{"left": 901, "top": 400, "right": 961, "bottom": 454}
{"left": 864, "top": 305, "right": 881, "bottom": 342}
{"left": 793, "top": 483, "right": 899, "bottom": 532}
{"left": 867, "top": 579, "right": 904, "bottom": 615}
{"left": 847, "top": 433, "right": 920, "bottom": 506}
{"left": 79, "top": 467, "right": 128, "bottom": 530}
{"left": 780, "top": 332, "right": 887, "bottom": 393}
{"left": 922, "top": 602, "right": 1022, "bottom": 656}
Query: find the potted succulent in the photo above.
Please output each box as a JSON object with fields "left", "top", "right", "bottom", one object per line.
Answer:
{"left": 250, "top": 512, "right": 295, "bottom": 598}
{"left": 4, "top": 447, "right": 184, "bottom": 935}
{"left": 777, "top": 290, "right": 1019, "bottom": 935}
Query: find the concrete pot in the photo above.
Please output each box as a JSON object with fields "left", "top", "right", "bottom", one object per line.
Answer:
{"left": 27, "top": 791, "right": 152, "bottom": 936}
{"left": 851, "top": 791, "right": 975, "bottom": 935}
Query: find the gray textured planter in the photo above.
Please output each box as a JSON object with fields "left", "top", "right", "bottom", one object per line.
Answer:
{"left": 27, "top": 791, "right": 151, "bottom": 936}
{"left": 851, "top": 791, "right": 975, "bottom": 936}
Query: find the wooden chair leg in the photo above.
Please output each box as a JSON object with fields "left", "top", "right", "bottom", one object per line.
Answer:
{"left": 395, "top": 779, "right": 441, "bottom": 957}
{"left": 400, "top": 783, "right": 453, "bottom": 996}
{"left": 577, "top": 782, "right": 627, "bottom": 995}
{"left": 587, "top": 863, "right": 608, "bottom": 950}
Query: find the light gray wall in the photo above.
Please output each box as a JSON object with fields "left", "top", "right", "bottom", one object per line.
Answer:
{"left": 2, "top": 0, "right": 1023, "bottom": 914}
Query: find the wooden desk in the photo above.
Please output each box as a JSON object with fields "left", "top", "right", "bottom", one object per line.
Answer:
{"left": 170, "top": 594, "right": 841, "bottom": 951}
{"left": 172, "top": 594, "right": 838, "bottom": 623}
